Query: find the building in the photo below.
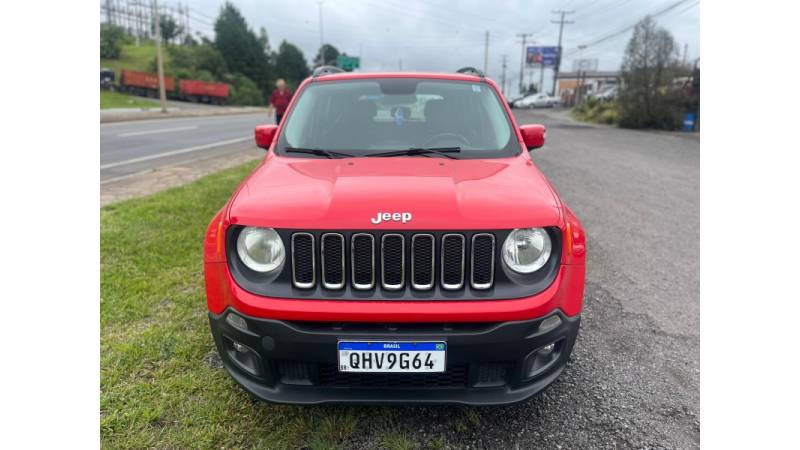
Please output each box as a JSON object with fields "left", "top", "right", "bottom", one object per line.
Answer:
{"left": 556, "top": 71, "right": 621, "bottom": 105}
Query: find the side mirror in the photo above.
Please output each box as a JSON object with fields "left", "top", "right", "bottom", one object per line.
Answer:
{"left": 520, "top": 124, "right": 546, "bottom": 150}
{"left": 254, "top": 125, "right": 279, "bottom": 150}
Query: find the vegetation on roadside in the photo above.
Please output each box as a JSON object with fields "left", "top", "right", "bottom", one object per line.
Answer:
{"left": 571, "top": 98, "right": 620, "bottom": 125}
{"left": 100, "top": 90, "right": 159, "bottom": 110}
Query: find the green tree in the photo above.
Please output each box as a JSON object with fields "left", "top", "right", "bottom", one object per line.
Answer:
{"left": 100, "top": 24, "right": 127, "bottom": 59}
{"left": 214, "top": 3, "right": 274, "bottom": 96}
{"left": 276, "top": 40, "right": 310, "bottom": 86}
{"left": 314, "top": 43, "right": 340, "bottom": 67}
{"left": 229, "top": 74, "right": 264, "bottom": 105}
{"left": 618, "top": 16, "right": 686, "bottom": 129}
{"left": 153, "top": 14, "right": 183, "bottom": 45}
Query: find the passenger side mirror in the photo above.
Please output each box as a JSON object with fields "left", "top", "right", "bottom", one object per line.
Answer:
{"left": 254, "top": 125, "right": 278, "bottom": 150}
{"left": 520, "top": 124, "right": 546, "bottom": 150}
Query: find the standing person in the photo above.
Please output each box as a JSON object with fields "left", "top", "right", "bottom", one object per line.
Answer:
{"left": 269, "top": 79, "right": 293, "bottom": 125}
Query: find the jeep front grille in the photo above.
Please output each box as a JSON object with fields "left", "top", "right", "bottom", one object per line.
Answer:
{"left": 291, "top": 231, "right": 496, "bottom": 291}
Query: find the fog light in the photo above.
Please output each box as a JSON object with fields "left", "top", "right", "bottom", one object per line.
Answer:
{"left": 539, "top": 315, "right": 562, "bottom": 333}
{"left": 540, "top": 343, "right": 555, "bottom": 355}
{"left": 233, "top": 341, "right": 248, "bottom": 353}
{"left": 226, "top": 313, "right": 248, "bottom": 331}
{"left": 522, "top": 339, "right": 562, "bottom": 380}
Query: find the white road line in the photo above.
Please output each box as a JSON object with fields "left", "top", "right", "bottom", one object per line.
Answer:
{"left": 100, "top": 136, "right": 251, "bottom": 170}
{"left": 117, "top": 125, "right": 198, "bottom": 137}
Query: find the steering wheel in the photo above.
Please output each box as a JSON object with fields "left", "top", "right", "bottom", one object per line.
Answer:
{"left": 421, "top": 133, "right": 471, "bottom": 149}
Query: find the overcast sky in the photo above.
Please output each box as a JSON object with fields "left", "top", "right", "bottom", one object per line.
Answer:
{"left": 109, "top": 0, "right": 699, "bottom": 96}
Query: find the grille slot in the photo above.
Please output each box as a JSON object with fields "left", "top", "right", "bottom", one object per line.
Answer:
{"left": 441, "top": 234, "right": 465, "bottom": 290}
{"left": 351, "top": 233, "right": 375, "bottom": 290}
{"left": 381, "top": 234, "right": 405, "bottom": 290}
{"left": 471, "top": 233, "right": 495, "bottom": 289}
{"left": 321, "top": 233, "right": 345, "bottom": 289}
{"left": 317, "top": 364, "right": 468, "bottom": 388}
{"left": 411, "top": 234, "right": 435, "bottom": 290}
{"left": 291, "top": 233, "right": 315, "bottom": 288}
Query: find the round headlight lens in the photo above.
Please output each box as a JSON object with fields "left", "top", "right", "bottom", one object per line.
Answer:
{"left": 502, "top": 228, "right": 552, "bottom": 273}
{"left": 236, "top": 227, "right": 285, "bottom": 273}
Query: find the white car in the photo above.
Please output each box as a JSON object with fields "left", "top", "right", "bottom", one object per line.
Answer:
{"left": 514, "top": 93, "right": 561, "bottom": 109}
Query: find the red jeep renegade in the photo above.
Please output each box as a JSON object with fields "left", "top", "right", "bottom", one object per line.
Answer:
{"left": 204, "top": 67, "right": 586, "bottom": 405}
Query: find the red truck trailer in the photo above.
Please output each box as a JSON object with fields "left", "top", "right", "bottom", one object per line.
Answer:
{"left": 179, "top": 79, "right": 230, "bottom": 105}
{"left": 119, "top": 69, "right": 176, "bottom": 97}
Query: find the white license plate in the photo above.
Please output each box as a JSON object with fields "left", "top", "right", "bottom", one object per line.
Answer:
{"left": 337, "top": 341, "right": 447, "bottom": 373}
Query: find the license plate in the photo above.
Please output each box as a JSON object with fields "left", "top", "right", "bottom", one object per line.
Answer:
{"left": 337, "top": 341, "right": 446, "bottom": 373}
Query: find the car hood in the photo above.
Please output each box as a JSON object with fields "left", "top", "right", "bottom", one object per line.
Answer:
{"left": 229, "top": 155, "right": 562, "bottom": 230}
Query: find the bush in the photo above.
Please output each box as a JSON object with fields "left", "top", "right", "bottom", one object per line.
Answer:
{"left": 229, "top": 74, "right": 264, "bottom": 106}
{"left": 100, "top": 25, "right": 127, "bottom": 59}
{"left": 571, "top": 100, "right": 620, "bottom": 126}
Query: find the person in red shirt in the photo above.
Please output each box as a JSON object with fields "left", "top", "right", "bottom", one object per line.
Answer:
{"left": 269, "top": 79, "right": 293, "bottom": 125}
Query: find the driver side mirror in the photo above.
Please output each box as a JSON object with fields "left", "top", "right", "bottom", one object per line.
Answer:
{"left": 520, "top": 124, "right": 546, "bottom": 150}
{"left": 254, "top": 125, "right": 279, "bottom": 150}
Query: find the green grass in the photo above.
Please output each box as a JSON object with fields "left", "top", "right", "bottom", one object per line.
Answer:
{"left": 100, "top": 161, "right": 472, "bottom": 449}
{"left": 100, "top": 90, "right": 159, "bottom": 109}
{"left": 101, "top": 42, "right": 165, "bottom": 75}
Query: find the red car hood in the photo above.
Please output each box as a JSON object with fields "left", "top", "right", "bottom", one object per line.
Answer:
{"left": 228, "top": 155, "right": 563, "bottom": 230}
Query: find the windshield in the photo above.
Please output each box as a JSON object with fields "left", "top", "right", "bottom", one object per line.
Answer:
{"left": 277, "top": 78, "right": 518, "bottom": 159}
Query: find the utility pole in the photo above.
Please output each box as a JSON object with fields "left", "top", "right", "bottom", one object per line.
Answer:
{"left": 317, "top": 0, "right": 325, "bottom": 50}
{"left": 551, "top": 10, "right": 574, "bottom": 96}
{"left": 516, "top": 33, "right": 533, "bottom": 95}
{"left": 500, "top": 55, "right": 508, "bottom": 95}
{"left": 682, "top": 43, "right": 688, "bottom": 66}
{"left": 152, "top": 0, "right": 168, "bottom": 113}
{"left": 105, "top": 0, "right": 113, "bottom": 25}
{"left": 483, "top": 31, "right": 490, "bottom": 75}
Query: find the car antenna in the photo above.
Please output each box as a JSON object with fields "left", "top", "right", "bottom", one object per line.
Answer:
{"left": 455, "top": 66, "right": 485, "bottom": 79}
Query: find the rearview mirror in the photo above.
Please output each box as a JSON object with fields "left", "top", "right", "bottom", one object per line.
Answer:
{"left": 254, "top": 125, "right": 279, "bottom": 150}
{"left": 520, "top": 124, "right": 546, "bottom": 150}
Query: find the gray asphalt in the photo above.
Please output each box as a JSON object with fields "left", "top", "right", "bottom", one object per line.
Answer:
{"left": 315, "top": 109, "right": 700, "bottom": 449}
{"left": 100, "top": 112, "right": 272, "bottom": 181}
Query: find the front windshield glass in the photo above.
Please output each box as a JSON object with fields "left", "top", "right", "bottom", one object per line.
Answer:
{"left": 277, "top": 78, "right": 518, "bottom": 159}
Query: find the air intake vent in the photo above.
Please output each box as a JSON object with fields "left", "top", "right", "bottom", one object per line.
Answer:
{"left": 381, "top": 234, "right": 405, "bottom": 290}
{"left": 441, "top": 234, "right": 465, "bottom": 290}
{"left": 321, "top": 233, "right": 345, "bottom": 289}
{"left": 291, "top": 233, "right": 315, "bottom": 288}
{"left": 351, "top": 233, "right": 375, "bottom": 290}
{"left": 471, "top": 233, "right": 495, "bottom": 289}
{"left": 411, "top": 234, "right": 435, "bottom": 290}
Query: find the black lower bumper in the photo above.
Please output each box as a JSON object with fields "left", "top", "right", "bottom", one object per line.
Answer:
{"left": 208, "top": 309, "right": 580, "bottom": 405}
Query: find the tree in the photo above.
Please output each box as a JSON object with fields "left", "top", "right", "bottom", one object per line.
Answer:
{"left": 617, "top": 16, "right": 687, "bottom": 129}
{"left": 314, "top": 43, "right": 340, "bottom": 67}
{"left": 153, "top": 14, "right": 183, "bottom": 45}
{"left": 229, "top": 74, "right": 265, "bottom": 105}
{"left": 100, "top": 24, "right": 127, "bottom": 59}
{"left": 276, "top": 41, "right": 310, "bottom": 86}
{"left": 214, "top": 3, "right": 274, "bottom": 96}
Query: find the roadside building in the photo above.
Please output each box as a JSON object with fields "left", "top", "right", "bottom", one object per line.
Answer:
{"left": 556, "top": 71, "right": 621, "bottom": 106}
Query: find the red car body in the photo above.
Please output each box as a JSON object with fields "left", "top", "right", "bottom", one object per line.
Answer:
{"left": 204, "top": 70, "right": 585, "bottom": 405}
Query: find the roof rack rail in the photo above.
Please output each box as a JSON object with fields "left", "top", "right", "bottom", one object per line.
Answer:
{"left": 312, "top": 65, "right": 345, "bottom": 77}
{"left": 456, "top": 66, "right": 485, "bottom": 78}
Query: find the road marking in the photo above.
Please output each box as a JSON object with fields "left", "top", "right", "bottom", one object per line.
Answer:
{"left": 100, "top": 136, "right": 251, "bottom": 170}
{"left": 117, "top": 125, "right": 198, "bottom": 137}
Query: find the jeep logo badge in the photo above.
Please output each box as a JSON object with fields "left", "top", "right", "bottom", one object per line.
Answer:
{"left": 370, "top": 212, "right": 412, "bottom": 224}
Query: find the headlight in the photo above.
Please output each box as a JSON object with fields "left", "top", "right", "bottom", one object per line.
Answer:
{"left": 502, "top": 228, "right": 552, "bottom": 273}
{"left": 236, "top": 227, "right": 285, "bottom": 273}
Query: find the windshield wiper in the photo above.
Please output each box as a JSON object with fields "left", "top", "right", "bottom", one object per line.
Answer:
{"left": 369, "top": 147, "right": 461, "bottom": 159}
{"left": 284, "top": 147, "right": 355, "bottom": 159}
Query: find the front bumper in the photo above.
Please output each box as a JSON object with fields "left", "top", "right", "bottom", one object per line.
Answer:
{"left": 209, "top": 308, "right": 580, "bottom": 405}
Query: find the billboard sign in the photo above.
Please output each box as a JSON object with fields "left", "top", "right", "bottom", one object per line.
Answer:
{"left": 526, "top": 46, "right": 559, "bottom": 66}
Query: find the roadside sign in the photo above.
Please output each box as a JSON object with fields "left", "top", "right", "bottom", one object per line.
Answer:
{"left": 336, "top": 55, "right": 360, "bottom": 71}
{"left": 572, "top": 58, "right": 598, "bottom": 72}
{"left": 526, "top": 46, "right": 559, "bottom": 67}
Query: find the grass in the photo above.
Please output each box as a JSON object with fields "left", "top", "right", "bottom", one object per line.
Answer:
{"left": 100, "top": 161, "right": 475, "bottom": 449}
{"left": 100, "top": 90, "right": 159, "bottom": 110}
{"left": 101, "top": 42, "right": 165, "bottom": 75}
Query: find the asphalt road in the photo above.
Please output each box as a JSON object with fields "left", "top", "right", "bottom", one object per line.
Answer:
{"left": 341, "top": 109, "right": 700, "bottom": 449}
{"left": 100, "top": 112, "right": 272, "bottom": 181}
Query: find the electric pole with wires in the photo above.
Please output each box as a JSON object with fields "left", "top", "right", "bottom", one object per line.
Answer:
{"left": 483, "top": 31, "right": 490, "bottom": 75}
{"left": 551, "top": 10, "right": 574, "bottom": 95}
{"left": 500, "top": 55, "right": 508, "bottom": 96}
{"left": 152, "top": 0, "right": 168, "bottom": 113}
{"left": 516, "top": 33, "right": 533, "bottom": 96}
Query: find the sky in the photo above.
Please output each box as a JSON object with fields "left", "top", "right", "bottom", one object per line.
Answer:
{"left": 105, "top": 0, "right": 700, "bottom": 96}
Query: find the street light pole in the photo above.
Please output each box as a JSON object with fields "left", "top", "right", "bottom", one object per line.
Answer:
{"left": 317, "top": 0, "right": 324, "bottom": 50}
